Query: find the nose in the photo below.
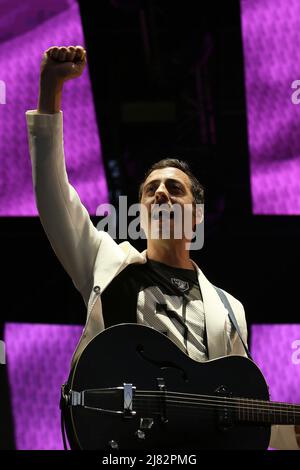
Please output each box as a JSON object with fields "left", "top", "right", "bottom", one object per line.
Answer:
{"left": 154, "top": 183, "right": 169, "bottom": 204}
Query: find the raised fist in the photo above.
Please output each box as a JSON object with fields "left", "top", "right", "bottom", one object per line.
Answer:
{"left": 40, "top": 45, "right": 87, "bottom": 83}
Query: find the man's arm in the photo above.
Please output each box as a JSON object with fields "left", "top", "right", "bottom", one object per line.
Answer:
{"left": 26, "top": 46, "right": 102, "bottom": 304}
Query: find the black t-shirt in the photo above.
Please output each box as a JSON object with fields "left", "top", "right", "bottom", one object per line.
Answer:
{"left": 101, "top": 258, "right": 208, "bottom": 361}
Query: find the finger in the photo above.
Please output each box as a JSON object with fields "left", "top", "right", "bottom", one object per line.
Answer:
{"left": 65, "top": 46, "right": 76, "bottom": 62}
{"left": 50, "top": 47, "right": 60, "bottom": 60}
{"left": 45, "top": 46, "right": 58, "bottom": 58}
{"left": 58, "top": 47, "right": 68, "bottom": 61}
{"left": 74, "top": 46, "right": 85, "bottom": 61}
{"left": 45, "top": 46, "right": 58, "bottom": 54}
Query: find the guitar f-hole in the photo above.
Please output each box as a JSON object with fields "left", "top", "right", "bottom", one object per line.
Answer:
{"left": 136, "top": 344, "right": 188, "bottom": 382}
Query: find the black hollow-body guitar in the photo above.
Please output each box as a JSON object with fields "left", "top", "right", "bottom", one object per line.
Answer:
{"left": 61, "top": 324, "right": 300, "bottom": 450}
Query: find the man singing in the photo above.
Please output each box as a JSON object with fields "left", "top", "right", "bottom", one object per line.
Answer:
{"left": 26, "top": 45, "right": 300, "bottom": 449}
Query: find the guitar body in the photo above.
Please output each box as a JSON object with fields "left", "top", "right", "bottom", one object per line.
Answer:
{"left": 63, "top": 324, "right": 271, "bottom": 450}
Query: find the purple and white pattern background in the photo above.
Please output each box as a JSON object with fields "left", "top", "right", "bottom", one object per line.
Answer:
{"left": 0, "top": 0, "right": 109, "bottom": 215}
{"left": 250, "top": 324, "right": 300, "bottom": 405}
{"left": 4, "top": 323, "right": 83, "bottom": 450}
{"left": 241, "top": 0, "right": 300, "bottom": 214}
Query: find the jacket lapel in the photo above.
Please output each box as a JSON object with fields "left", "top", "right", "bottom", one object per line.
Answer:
{"left": 93, "top": 234, "right": 147, "bottom": 294}
{"left": 192, "top": 261, "right": 227, "bottom": 360}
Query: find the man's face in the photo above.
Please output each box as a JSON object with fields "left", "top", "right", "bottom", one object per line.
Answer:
{"left": 140, "top": 167, "right": 198, "bottom": 240}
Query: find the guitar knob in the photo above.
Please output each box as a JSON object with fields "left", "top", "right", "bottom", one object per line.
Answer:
{"left": 140, "top": 417, "right": 154, "bottom": 429}
{"left": 108, "top": 440, "right": 119, "bottom": 449}
{"left": 135, "top": 429, "right": 146, "bottom": 440}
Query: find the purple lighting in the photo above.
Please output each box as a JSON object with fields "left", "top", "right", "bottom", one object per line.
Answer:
{"left": 241, "top": 0, "right": 300, "bottom": 214}
{"left": 4, "top": 323, "right": 82, "bottom": 450}
{"left": 0, "top": 0, "right": 109, "bottom": 215}
{"left": 250, "top": 324, "right": 300, "bottom": 404}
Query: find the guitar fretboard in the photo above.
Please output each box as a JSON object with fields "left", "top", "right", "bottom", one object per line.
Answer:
{"left": 234, "top": 398, "right": 300, "bottom": 425}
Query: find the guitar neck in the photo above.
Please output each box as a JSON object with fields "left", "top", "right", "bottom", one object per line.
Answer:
{"left": 228, "top": 398, "right": 300, "bottom": 426}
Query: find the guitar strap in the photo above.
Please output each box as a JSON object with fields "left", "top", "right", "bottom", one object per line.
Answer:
{"left": 60, "top": 382, "right": 70, "bottom": 450}
{"left": 213, "top": 286, "right": 253, "bottom": 360}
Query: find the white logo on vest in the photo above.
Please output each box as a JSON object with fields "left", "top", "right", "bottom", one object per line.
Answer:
{"left": 171, "top": 278, "right": 189, "bottom": 292}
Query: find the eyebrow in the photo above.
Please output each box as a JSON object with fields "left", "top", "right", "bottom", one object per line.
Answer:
{"left": 143, "top": 178, "right": 185, "bottom": 191}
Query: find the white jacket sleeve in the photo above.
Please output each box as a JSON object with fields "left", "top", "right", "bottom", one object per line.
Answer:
{"left": 269, "top": 425, "right": 299, "bottom": 450}
{"left": 26, "top": 110, "right": 102, "bottom": 304}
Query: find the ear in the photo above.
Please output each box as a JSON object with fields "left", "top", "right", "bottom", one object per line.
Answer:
{"left": 195, "top": 204, "right": 204, "bottom": 225}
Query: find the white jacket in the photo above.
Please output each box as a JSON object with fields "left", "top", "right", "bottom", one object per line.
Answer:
{"left": 26, "top": 109, "right": 299, "bottom": 450}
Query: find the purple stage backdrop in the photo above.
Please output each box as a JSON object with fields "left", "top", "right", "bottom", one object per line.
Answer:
{"left": 4, "top": 322, "right": 300, "bottom": 449}
{"left": 4, "top": 323, "right": 83, "bottom": 450}
{"left": 241, "top": 0, "right": 300, "bottom": 214}
{"left": 0, "top": 0, "right": 109, "bottom": 215}
{"left": 250, "top": 324, "right": 300, "bottom": 404}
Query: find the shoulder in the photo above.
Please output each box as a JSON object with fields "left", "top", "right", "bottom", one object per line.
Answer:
{"left": 220, "top": 287, "right": 244, "bottom": 312}
{"left": 216, "top": 286, "right": 247, "bottom": 330}
{"left": 96, "top": 231, "right": 147, "bottom": 269}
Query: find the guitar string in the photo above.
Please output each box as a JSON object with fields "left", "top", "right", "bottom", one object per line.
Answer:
{"left": 132, "top": 395, "right": 300, "bottom": 417}
{"left": 133, "top": 401, "right": 270, "bottom": 417}
{"left": 86, "top": 388, "right": 299, "bottom": 411}
{"left": 85, "top": 389, "right": 299, "bottom": 415}
{"left": 133, "top": 394, "right": 300, "bottom": 414}
{"left": 133, "top": 390, "right": 300, "bottom": 412}
{"left": 134, "top": 396, "right": 300, "bottom": 413}
{"left": 132, "top": 402, "right": 294, "bottom": 423}
{"left": 83, "top": 395, "right": 300, "bottom": 420}
{"left": 82, "top": 399, "right": 298, "bottom": 423}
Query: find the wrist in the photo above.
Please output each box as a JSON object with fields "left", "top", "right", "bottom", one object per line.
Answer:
{"left": 38, "top": 74, "right": 63, "bottom": 114}
{"left": 39, "top": 70, "right": 63, "bottom": 89}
